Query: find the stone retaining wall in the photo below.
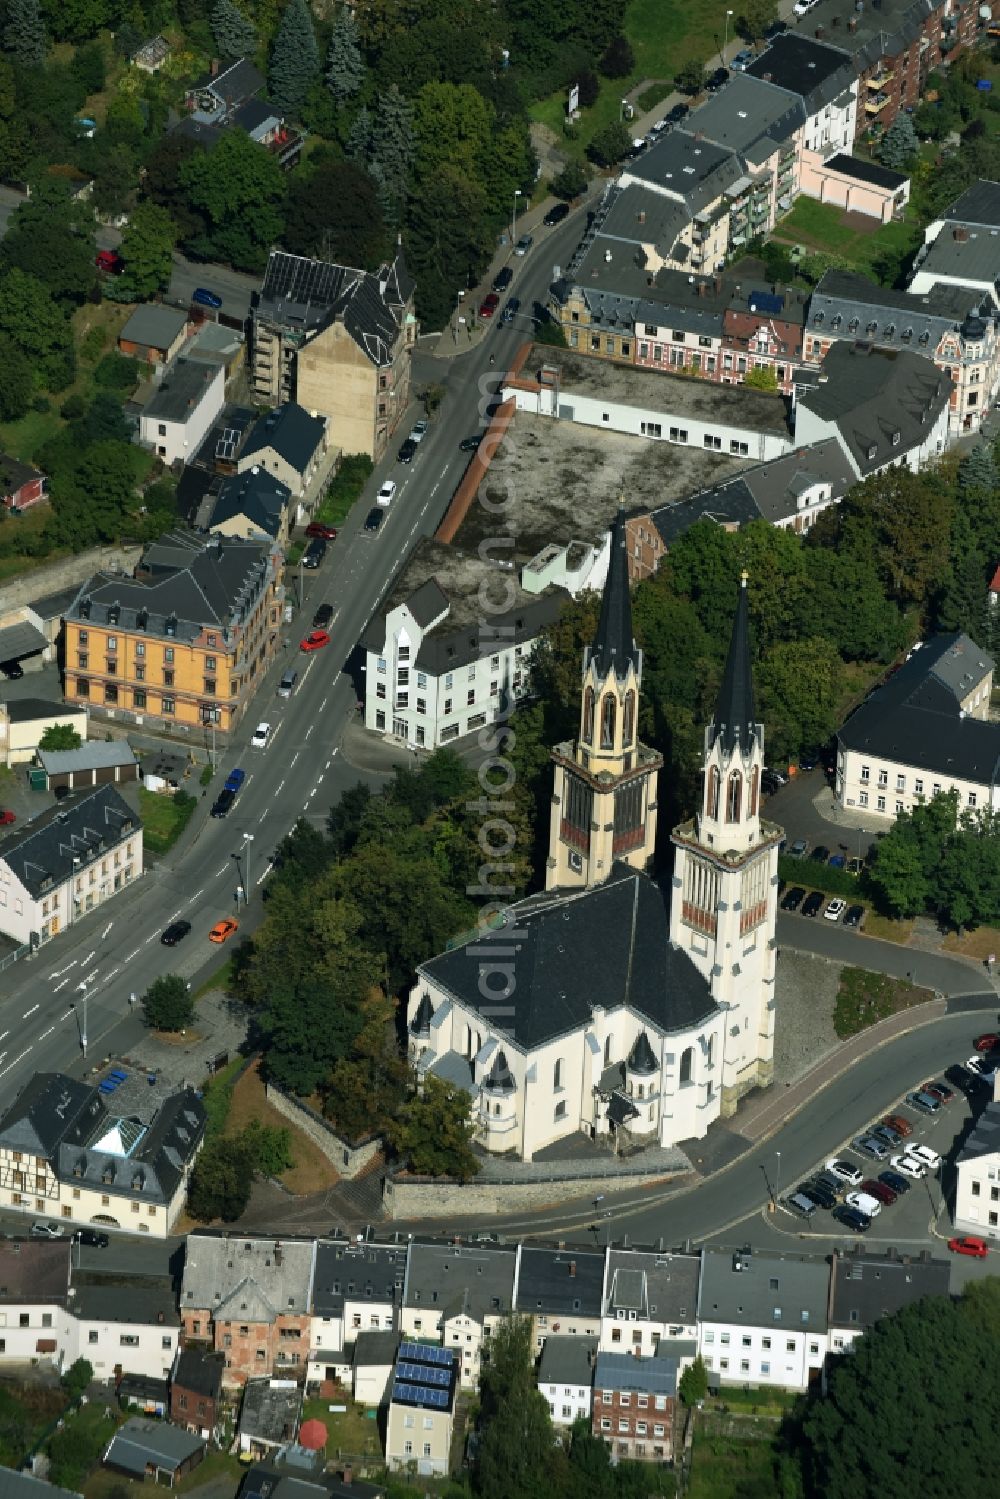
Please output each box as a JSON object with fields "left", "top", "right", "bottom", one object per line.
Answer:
{"left": 384, "top": 1161, "right": 690, "bottom": 1218}
{"left": 4, "top": 544, "right": 143, "bottom": 610}
{"left": 264, "top": 1082, "right": 382, "bottom": 1180}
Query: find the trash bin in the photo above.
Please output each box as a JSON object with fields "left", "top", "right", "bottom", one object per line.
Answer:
{"left": 28, "top": 768, "right": 47, "bottom": 792}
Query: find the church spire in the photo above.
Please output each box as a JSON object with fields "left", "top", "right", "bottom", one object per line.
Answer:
{"left": 710, "top": 571, "right": 757, "bottom": 757}
{"left": 590, "top": 506, "right": 640, "bottom": 682}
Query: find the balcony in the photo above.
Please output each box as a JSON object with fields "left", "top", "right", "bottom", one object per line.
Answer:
{"left": 867, "top": 69, "right": 894, "bottom": 88}
{"left": 865, "top": 93, "right": 892, "bottom": 114}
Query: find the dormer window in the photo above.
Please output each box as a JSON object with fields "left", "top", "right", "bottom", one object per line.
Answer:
{"left": 867, "top": 443, "right": 877, "bottom": 461}
{"left": 891, "top": 430, "right": 901, "bottom": 447}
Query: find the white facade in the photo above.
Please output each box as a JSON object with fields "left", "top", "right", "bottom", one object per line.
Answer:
{"left": 70, "top": 1307, "right": 178, "bottom": 1381}
{"left": 0, "top": 1301, "right": 65, "bottom": 1367}
{"left": 139, "top": 361, "right": 225, "bottom": 466}
{"left": 342, "top": 1294, "right": 396, "bottom": 1344}
{"left": 0, "top": 825, "right": 142, "bottom": 948}
{"left": 801, "top": 85, "right": 858, "bottom": 157}
{"left": 540, "top": 1373, "right": 593, "bottom": 1426}
{"left": 837, "top": 748, "right": 1000, "bottom": 824}
{"left": 698, "top": 1318, "right": 829, "bottom": 1391}
{"left": 793, "top": 391, "right": 950, "bottom": 478}
{"left": 954, "top": 1093, "right": 1000, "bottom": 1240}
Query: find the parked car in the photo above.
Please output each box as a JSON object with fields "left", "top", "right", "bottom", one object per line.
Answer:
{"left": 787, "top": 839, "right": 807, "bottom": 858}
{"left": 948, "top": 1235, "right": 989, "bottom": 1258}
{"left": 810, "top": 845, "right": 831, "bottom": 863}
{"left": 515, "top": 233, "right": 534, "bottom": 256}
{"left": 871, "top": 1123, "right": 902, "bottom": 1149}
{"left": 813, "top": 1170, "right": 845, "bottom": 1198}
{"left": 479, "top": 291, "right": 501, "bottom": 318}
{"left": 825, "top": 898, "right": 846, "bottom": 923}
{"left": 974, "top": 1032, "right": 1000, "bottom": 1052}
{"left": 300, "top": 630, "right": 330, "bottom": 652}
{"left": 410, "top": 420, "right": 429, "bottom": 442}
{"left": 945, "top": 1063, "right": 980, "bottom": 1095}
{"left": 305, "top": 521, "right": 337, "bottom": 540}
{"left": 890, "top": 1153, "right": 925, "bottom": 1180}
{"left": 398, "top": 438, "right": 416, "bottom": 465}
{"left": 303, "top": 537, "right": 326, "bottom": 569}
{"left": 95, "top": 249, "right": 125, "bottom": 274}
{"left": 74, "top": 1228, "right": 110, "bottom": 1247}
{"left": 764, "top": 17, "right": 789, "bottom": 36}
{"left": 923, "top": 1080, "right": 955, "bottom": 1104}
{"left": 192, "top": 287, "right": 222, "bottom": 309}
{"left": 364, "top": 506, "right": 384, "bottom": 533}
{"left": 967, "top": 1054, "right": 996, "bottom": 1077}
{"left": 665, "top": 102, "right": 690, "bottom": 125}
{"left": 853, "top": 1134, "right": 889, "bottom": 1161}
{"left": 861, "top": 1178, "right": 897, "bottom": 1206}
{"left": 492, "top": 267, "right": 514, "bottom": 292}
{"left": 160, "top": 920, "right": 192, "bottom": 946}
{"left": 500, "top": 297, "right": 521, "bottom": 325}
{"left": 798, "top": 754, "right": 818, "bottom": 772}
{"left": 833, "top": 1204, "right": 871, "bottom": 1233}
{"left": 904, "top": 1143, "right": 941, "bottom": 1171}
{"left": 250, "top": 721, "right": 272, "bottom": 749}
{"left": 30, "top": 1222, "right": 64, "bottom": 1239}
{"left": 802, "top": 891, "right": 824, "bottom": 917}
{"left": 905, "top": 1089, "right": 940, "bottom": 1114}
{"left": 826, "top": 1158, "right": 863, "bottom": 1186}
{"left": 210, "top": 788, "right": 235, "bottom": 818}
{"left": 706, "top": 67, "right": 729, "bottom": 91}
{"left": 730, "top": 47, "right": 754, "bottom": 70}
{"left": 800, "top": 1178, "right": 837, "bottom": 1209}
{"left": 878, "top": 1169, "right": 911, "bottom": 1195}
{"left": 224, "top": 767, "right": 246, "bottom": 794}
{"left": 780, "top": 886, "right": 806, "bottom": 911}
{"left": 882, "top": 1113, "right": 912, "bottom": 1138}
{"left": 843, "top": 904, "right": 865, "bottom": 928}
{"left": 313, "top": 603, "right": 334, "bottom": 629}
{"left": 0, "top": 809, "right": 15, "bottom": 826}
{"left": 459, "top": 435, "right": 482, "bottom": 452}
{"left": 208, "top": 918, "right": 239, "bottom": 943}
{"left": 846, "top": 1190, "right": 882, "bottom": 1218}
{"left": 543, "top": 202, "right": 570, "bottom": 226}
{"left": 785, "top": 1192, "right": 819, "bottom": 1220}
{"left": 377, "top": 480, "right": 397, "bottom": 508}
{"left": 761, "top": 771, "right": 784, "bottom": 795}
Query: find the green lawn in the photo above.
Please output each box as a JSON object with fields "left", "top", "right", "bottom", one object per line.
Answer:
{"left": 301, "top": 1397, "right": 383, "bottom": 1464}
{"left": 773, "top": 197, "right": 923, "bottom": 277}
{"left": 138, "top": 786, "right": 198, "bottom": 854}
{"left": 0, "top": 1382, "right": 68, "bottom": 1468}
{"left": 689, "top": 1425, "right": 779, "bottom": 1498}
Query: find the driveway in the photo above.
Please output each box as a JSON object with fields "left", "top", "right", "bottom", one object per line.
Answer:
{"left": 765, "top": 769, "right": 880, "bottom": 863}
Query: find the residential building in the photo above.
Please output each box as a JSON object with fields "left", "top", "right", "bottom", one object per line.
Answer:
{"left": 0, "top": 785, "right": 142, "bottom": 947}
{"left": 697, "top": 1248, "right": 830, "bottom": 1391}
{"left": 38, "top": 742, "right": 140, "bottom": 794}
{"left": 118, "top": 306, "right": 189, "bottom": 367}
{"left": 237, "top": 403, "right": 331, "bottom": 523}
{"left": 237, "top": 1380, "right": 302, "bottom": 1460}
{"left": 239, "top": 1467, "right": 385, "bottom": 1499}
{"left": 503, "top": 346, "right": 793, "bottom": 462}
{"left": 68, "top": 1280, "right": 179, "bottom": 1382}
{"left": 103, "top": 1417, "right": 206, "bottom": 1487}
{"left": 200, "top": 468, "right": 293, "bottom": 547}
{"left": 826, "top": 1247, "right": 950, "bottom": 1356}
{"left": 400, "top": 1241, "right": 517, "bottom": 1389}
{"left": 514, "top": 1247, "right": 606, "bottom": 1352}
{"left": 180, "top": 1234, "right": 317, "bottom": 1387}
{"left": 747, "top": 33, "right": 858, "bottom": 157}
{"left": 138, "top": 359, "right": 226, "bottom": 466}
{"left": 0, "top": 1240, "right": 71, "bottom": 1367}
{"left": 184, "top": 57, "right": 265, "bottom": 118}
{"left": 794, "top": 342, "right": 952, "bottom": 477}
{"left": 909, "top": 179, "right": 1000, "bottom": 297}
{"left": 618, "top": 131, "right": 744, "bottom": 273}
{"left": 600, "top": 1250, "right": 700, "bottom": 1357}
{"left": 718, "top": 285, "right": 809, "bottom": 395}
{"left": 835, "top": 632, "right": 1000, "bottom": 822}
{"left": 65, "top": 530, "right": 283, "bottom": 735}
{"left": 338, "top": 1242, "right": 407, "bottom": 1343}
{"left": 0, "top": 699, "right": 88, "bottom": 769}
{"left": 118, "top": 1376, "right": 169, "bottom": 1418}
{"left": 592, "top": 1350, "right": 679, "bottom": 1461}
{"left": 361, "top": 537, "right": 564, "bottom": 750}
{"left": 627, "top": 437, "right": 855, "bottom": 579}
{"left": 408, "top": 546, "right": 780, "bottom": 1158}
{"left": 805, "top": 268, "right": 999, "bottom": 433}
{"left": 352, "top": 1329, "right": 401, "bottom": 1406}
{"left": 538, "top": 1335, "right": 597, "bottom": 1426}
{"left": 180, "top": 58, "right": 301, "bottom": 167}
{"left": 251, "top": 251, "right": 416, "bottom": 462}
{"left": 170, "top": 1347, "right": 225, "bottom": 1439}
{"left": 0, "top": 454, "right": 46, "bottom": 514}
{"left": 0, "top": 1070, "right": 204, "bottom": 1236}
{"left": 0, "top": 1472, "right": 83, "bottom": 1499}
{"left": 385, "top": 1342, "right": 458, "bottom": 1477}
{"left": 954, "top": 1096, "right": 1000, "bottom": 1241}
{"left": 0, "top": 602, "right": 53, "bottom": 676}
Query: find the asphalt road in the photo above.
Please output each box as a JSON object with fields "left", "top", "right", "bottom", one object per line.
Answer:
{"left": 0, "top": 208, "right": 590, "bottom": 1106}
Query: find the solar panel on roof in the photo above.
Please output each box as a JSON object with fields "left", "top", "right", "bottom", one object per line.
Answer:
{"left": 396, "top": 1361, "right": 451, "bottom": 1387}
{"left": 748, "top": 291, "right": 784, "bottom": 316}
{"left": 399, "top": 1341, "right": 452, "bottom": 1367}
{"left": 392, "top": 1381, "right": 450, "bottom": 1409}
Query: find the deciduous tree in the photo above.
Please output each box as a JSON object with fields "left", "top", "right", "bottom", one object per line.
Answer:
{"left": 142, "top": 975, "right": 195, "bottom": 1031}
{"left": 39, "top": 724, "right": 82, "bottom": 750}
{"left": 179, "top": 127, "right": 286, "bottom": 271}
{"left": 600, "top": 35, "right": 635, "bottom": 78}
{"left": 187, "top": 1136, "right": 253, "bottom": 1221}
{"left": 284, "top": 157, "right": 387, "bottom": 266}
{"left": 587, "top": 119, "right": 631, "bottom": 166}
{"left": 737, "top": 0, "right": 778, "bottom": 40}
{"left": 476, "top": 1316, "right": 564, "bottom": 1498}
{"left": 389, "top": 1075, "right": 479, "bottom": 1179}
{"left": 115, "top": 201, "right": 177, "bottom": 302}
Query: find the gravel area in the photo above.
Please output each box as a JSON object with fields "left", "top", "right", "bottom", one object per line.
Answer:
{"left": 773, "top": 949, "right": 843, "bottom": 1086}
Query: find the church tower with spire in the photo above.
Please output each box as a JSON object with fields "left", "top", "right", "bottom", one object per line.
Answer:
{"left": 669, "top": 574, "right": 782, "bottom": 1114}
{"left": 546, "top": 514, "right": 663, "bottom": 891}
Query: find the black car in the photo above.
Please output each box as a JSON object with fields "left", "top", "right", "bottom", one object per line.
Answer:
{"left": 398, "top": 438, "right": 416, "bottom": 465}
{"left": 313, "top": 603, "right": 334, "bottom": 629}
{"left": 945, "top": 1062, "right": 981, "bottom": 1094}
{"left": 364, "top": 506, "right": 384, "bottom": 533}
{"left": 810, "top": 845, "right": 831, "bottom": 863}
{"left": 833, "top": 1204, "right": 871, "bottom": 1233}
{"left": 802, "top": 890, "right": 824, "bottom": 917}
{"left": 303, "top": 537, "right": 326, "bottom": 569}
{"left": 813, "top": 1170, "right": 845, "bottom": 1199}
{"left": 211, "top": 788, "right": 235, "bottom": 818}
{"left": 781, "top": 885, "right": 806, "bottom": 911}
{"left": 802, "top": 1178, "right": 837, "bottom": 1209}
{"left": 794, "top": 1182, "right": 827, "bottom": 1209}
{"left": 871, "top": 1123, "right": 902, "bottom": 1149}
{"left": 0, "top": 660, "right": 23, "bottom": 679}
{"left": 878, "top": 1169, "right": 911, "bottom": 1195}
{"left": 500, "top": 297, "right": 521, "bottom": 326}
{"left": 798, "top": 754, "right": 818, "bottom": 772}
{"left": 761, "top": 771, "right": 784, "bottom": 795}
{"left": 665, "top": 102, "right": 690, "bottom": 125}
{"left": 160, "top": 919, "right": 192, "bottom": 946}
{"left": 459, "top": 435, "right": 482, "bottom": 452}
{"left": 74, "top": 1228, "right": 109, "bottom": 1248}
{"left": 492, "top": 266, "right": 514, "bottom": 293}
{"left": 543, "top": 202, "right": 570, "bottom": 226}
{"left": 706, "top": 67, "right": 728, "bottom": 92}
{"left": 843, "top": 904, "right": 865, "bottom": 928}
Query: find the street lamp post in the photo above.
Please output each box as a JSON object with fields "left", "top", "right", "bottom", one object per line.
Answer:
{"left": 511, "top": 188, "right": 523, "bottom": 248}
{"left": 775, "top": 1150, "right": 781, "bottom": 1206}
{"left": 454, "top": 289, "right": 464, "bottom": 346}
{"left": 232, "top": 833, "right": 254, "bottom": 906}
{"left": 722, "top": 8, "right": 733, "bottom": 66}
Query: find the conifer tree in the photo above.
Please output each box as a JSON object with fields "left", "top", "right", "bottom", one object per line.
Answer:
{"left": 268, "top": 0, "right": 319, "bottom": 117}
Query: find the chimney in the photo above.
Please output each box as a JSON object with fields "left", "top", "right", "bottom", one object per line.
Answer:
{"left": 763, "top": 71, "right": 772, "bottom": 82}
{"left": 815, "top": 24, "right": 824, "bottom": 37}
{"left": 157, "top": 1310, "right": 164, "bottom": 1324}
{"left": 954, "top": 226, "right": 969, "bottom": 242}
{"left": 569, "top": 1261, "right": 577, "bottom": 1278}
{"left": 637, "top": 209, "right": 646, "bottom": 224}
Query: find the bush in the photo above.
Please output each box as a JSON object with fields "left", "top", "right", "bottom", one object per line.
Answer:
{"left": 587, "top": 120, "right": 631, "bottom": 167}
{"left": 31, "top": 396, "right": 51, "bottom": 414}
{"left": 94, "top": 352, "right": 140, "bottom": 390}
{"left": 576, "top": 68, "right": 600, "bottom": 108}
{"left": 679, "top": 1355, "right": 709, "bottom": 1406}
{"left": 61, "top": 1359, "right": 93, "bottom": 1402}
{"left": 551, "top": 160, "right": 588, "bottom": 200}
{"left": 60, "top": 393, "right": 87, "bottom": 420}
{"left": 778, "top": 854, "right": 865, "bottom": 900}
{"left": 81, "top": 327, "right": 107, "bottom": 363}
{"left": 600, "top": 35, "right": 635, "bottom": 78}
{"left": 39, "top": 723, "right": 82, "bottom": 751}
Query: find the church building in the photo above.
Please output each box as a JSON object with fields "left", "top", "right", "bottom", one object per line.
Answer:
{"left": 407, "top": 518, "right": 782, "bottom": 1161}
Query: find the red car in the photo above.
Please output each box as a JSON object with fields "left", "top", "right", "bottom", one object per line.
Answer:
{"left": 948, "top": 1235, "right": 989, "bottom": 1258}
{"left": 0, "top": 809, "right": 14, "bottom": 826}
{"left": 882, "top": 1113, "right": 912, "bottom": 1138}
{"left": 299, "top": 630, "right": 330, "bottom": 652}
{"left": 479, "top": 292, "right": 500, "bottom": 319}
{"left": 860, "top": 1178, "right": 897, "bottom": 1206}
{"left": 974, "top": 1033, "right": 1000, "bottom": 1053}
{"left": 95, "top": 250, "right": 125, "bottom": 274}
{"left": 305, "top": 522, "right": 337, "bottom": 540}
{"left": 923, "top": 1080, "right": 955, "bottom": 1104}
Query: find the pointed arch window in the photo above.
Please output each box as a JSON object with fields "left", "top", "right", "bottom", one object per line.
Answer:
{"left": 623, "top": 690, "right": 635, "bottom": 747}
{"left": 749, "top": 766, "right": 759, "bottom": 817}
{"left": 726, "top": 770, "right": 742, "bottom": 823}
{"left": 706, "top": 766, "right": 721, "bottom": 820}
{"left": 600, "top": 694, "right": 616, "bottom": 750}
{"left": 679, "top": 1047, "right": 693, "bottom": 1085}
{"left": 582, "top": 686, "right": 595, "bottom": 743}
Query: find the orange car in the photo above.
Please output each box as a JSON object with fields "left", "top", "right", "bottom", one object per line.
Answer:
{"left": 208, "top": 918, "right": 238, "bottom": 943}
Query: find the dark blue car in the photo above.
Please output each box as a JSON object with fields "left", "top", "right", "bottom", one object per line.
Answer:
{"left": 193, "top": 287, "right": 222, "bottom": 309}
{"left": 225, "top": 767, "right": 246, "bottom": 794}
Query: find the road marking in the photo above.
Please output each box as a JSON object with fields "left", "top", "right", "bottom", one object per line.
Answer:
{"left": 325, "top": 758, "right": 332, "bottom": 770}
{"left": 256, "top": 862, "right": 273, "bottom": 886}
{"left": 81, "top": 950, "right": 95, "bottom": 966}
{"left": 49, "top": 959, "right": 77, "bottom": 979}
{"left": 144, "top": 934, "right": 156, "bottom": 945}
{"left": 308, "top": 787, "right": 316, "bottom": 799}
{"left": 104, "top": 967, "right": 119, "bottom": 982}
{"left": 275, "top": 780, "right": 285, "bottom": 795}
{"left": 101, "top": 921, "right": 113, "bottom": 939}
{"left": 124, "top": 948, "right": 140, "bottom": 962}
{"left": 54, "top": 977, "right": 71, "bottom": 993}
{"left": 332, "top": 747, "right": 339, "bottom": 757}
{"left": 23, "top": 1004, "right": 38, "bottom": 1019}
{"left": 0, "top": 1047, "right": 31, "bottom": 1080}
{"left": 191, "top": 887, "right": 205, "bottom": 902}
{"left": 0, "top": 1053, "right": 6, "bottom": 1065}
{"left": 290, "top": 752, "right": 299, "bottom": 767}
{"left": 216, "top": 864, "right": 229, "bottom": 876}
{"left": 61, "top": 1009, "right": 74, "bottom": 1021}
{"left": 320, "top": 697, "right": 328, "bottom": 711}
{"left": 304, "top": 725, "right": 313, "bottom": 740}
{"left": 0, "top": 1031, "right": 8, "bottom": 1043}
{"left": 40, "top": 1026, "right": 54, "bottom": 1040}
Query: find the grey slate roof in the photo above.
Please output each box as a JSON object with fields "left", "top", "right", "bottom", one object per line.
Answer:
{"left": 241, "top": 404, "right": 327, "bottom": 476}
{"left": 699, "top": 1248, "right": 830, "bottom": 1331}
{"left": 239, "top": 1465, "right": 385, "bottom": 1499}
{"left": 623, "top": 131, "right": 742, "bottom": 215}
{"left": 823, "top": 153, "right": 906, "bottom": 192}
{"left": 105, "top": 1417, "right": 205, "bottom": 1474}
{"left": 0, "top": 1471, "right": 82, "bottom": 1499}
{"left": 828, "top": 1248, "right": 950, "bottom": 1333}
{"left": 837, "top": 632, "right": 1000, "bottom": 782}
{"left": 938, "top": 179, "right": 1000, "bottom": 229}
{"left": 256, "top": 250, "right": 413, "bottom": 367}
{"left": 0, "top": 784, "right": 137, "bottom": 899}
{"left": 594, "top": 1350, "right": 679, "bottom": 1396}
{"left": 746, "top": 33, "right": 856, "bottom": 111}
{"left": 239, "top": 1380, "right": 302, "bottom": 1445}
{"left": 232, "top": 98, "right": 280, "bottom": 137}
{"left": 39, "top": 742, "right": 137, "bottom": 776}
{"left": 70, "top": 530, "right": 273, "bottom": 645}
{"left": 0, "top": 1239, "right": 71, "bottom": 1302}
{"left": 604, "top": 1250, "right": 700, "bottom": 1324}
{"left": 27, "top": 587, "right": 81, "bottom": 623}
{"left": 190, "top": 57, "right": 264, "bottom": 107}
{"left": 710, "top": 578, "right": 758, "bottom": 758}
{"left": 0, "top": 1073, "right": 94, "bottom": 1154}
{"left": 182, "top": 1234, "right": 315, "bottom": 1319}
{"left": 912, "top": 229, "right": 1000, "bottom": 288}
{"left": 0, "top": 697, "right": 79, "bottom": 724}
{"left": 684, "top": 74, "right": 805, "bottom": 156}
{"left": 808, "top": 269, "right": 995, "bottom": 353}
{"left": 627, "top": 1031, "right": 658, "bottom": 1075}
{"left": 143, "top": 358, "right": 219, "bottom": 425}
{"left": 172, "top": 1347, "right": 224, "bottom": 1400}
{"left": 55, "top": 1084, "right": 205, "bottom": 1207}
{"left": 538, "top": 1334, "right": 597, "bottom": 1388}
{"left": 207, "top": 468, "right": 291, "bottom": 539}
{"left": 352, "top": 1329, "right": 401, "bottom": 1367}
{"left": 71, "top": 1279, "right": 179, "bottom": 1327}
{"left": 409, "top": 992, "right": 433, "bottom": 1036}
{"left": 482, "top": 1048, "right": 515, "bottom": 1092}
{"left": 589, "top": 512, "right": 640, "bottom": 682}
{"left": 956, "top": 1099, "right": 1000, "bottom": 1164}
{"left": 798, "top": 342, "right": 951, "bottom": 476}
{"left": 421, "top": 864, "right": 717, "bottom": 1051}
{"left": 403, "top": 1242, "right": 517, "bottom": 1322}
{"left": 310, "top": 1240, "right": 407, "bottom": 1320}
{"left": 515, "top": 1247, "right": 605, "bottom": 1319}
{"left": 119, "top": 304, "right": 188, "bottom": 352}
{"left": 0, "top": 619, "right": 47, "bottom": 660}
